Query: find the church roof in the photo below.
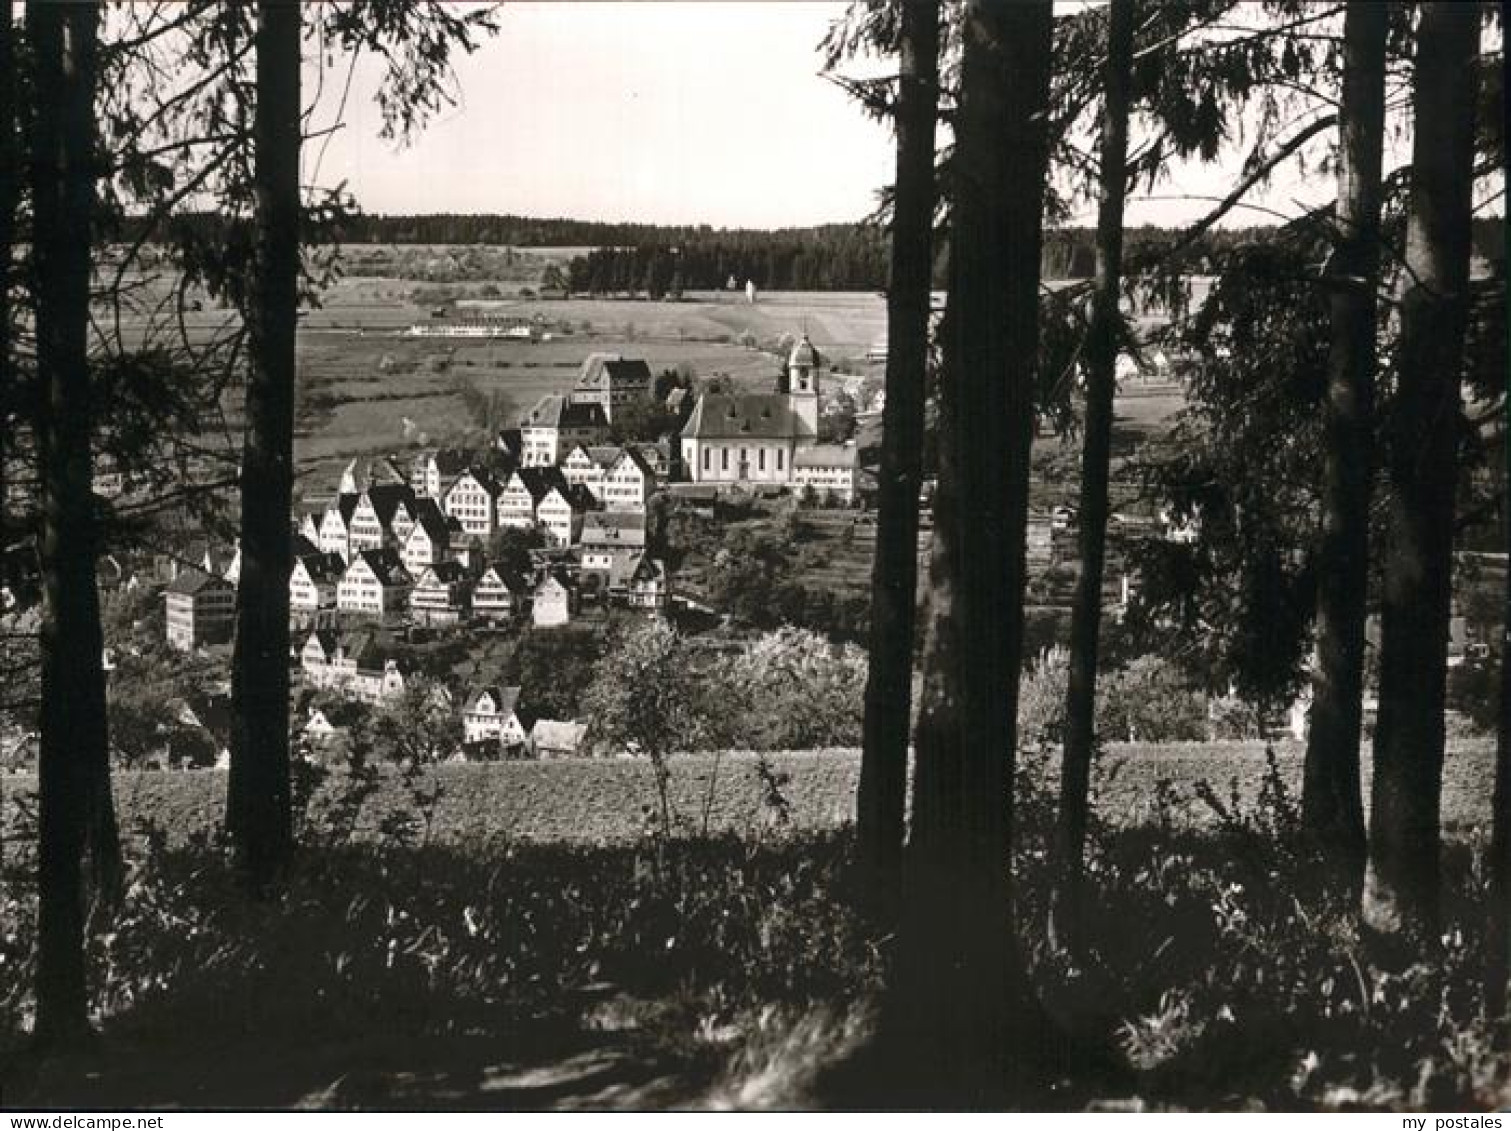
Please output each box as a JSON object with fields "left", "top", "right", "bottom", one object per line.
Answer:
{"left": 793, "top": 443, "right": 858, "bottom": 469}
{"left": 788, "top": 333, "right": 820, "bottom": 369}
{"left": 681, "top": 393, "right": 812, "bottom": 441}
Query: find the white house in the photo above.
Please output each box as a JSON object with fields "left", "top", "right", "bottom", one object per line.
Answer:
{"left": 402, "top": 501, "right": 463, "bottom": 576}
{"left": 348, "top": 484, "right": 418, "bottom": 553}
{"left": 463, "top": 685, "right": 530, "bottom": 750}
{"left": 289, "top": 550, "right": 344, "bottom": 625}
{"left": 792, "top": 443, "right": 859, "bottom": 504}
{"left": 536, "top": 484, "right": 588, "bottom": 548}
{"left": 336, "top": 548, "right": 412, "bottom": 621}
{"left": 518, "top": 395, "right": 608, "bottom": 467}
{"left": 532, "top": 571, "right": 574, "bottom": 628}
{"left": 409, "top": 561, "right": 473, "bottom": 626}
{"left": 473, "top": 565, "right": 530, "bottom": 623}
{"left": 319, "top": 494, "right": 361, "bottom": 562}
{"left": 599, "top": 447, "right": 654, "bottom": 512}
{"left": 442, "top": 468, "right": 503, "bottom": 542}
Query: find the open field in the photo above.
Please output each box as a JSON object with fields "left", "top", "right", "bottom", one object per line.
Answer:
{"left": 2, "top": 741, "right": 1496, "bottom": 851}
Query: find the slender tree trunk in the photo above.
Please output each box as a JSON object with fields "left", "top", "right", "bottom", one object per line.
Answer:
{"left": 1051, "top": 0, "right": 1134, "bottom": 955}
{"left": 0, "top": 7, "right": 17, "bottom": 557}
{"left": 29, "top": 0, "right": 118, "bottom": 1050}
{"left": 1362, "top": 1, "right": 1478, "bottom": 942}
{"left": 856, "top": 0, "right": 940, "bottom": 899}
{"left": 1489, "top": 0, "right": 1511, "bottom": 1030}
{"left": 1301, "top": 0, "right": 1387, "bottom": 894}
{"left": 226, "top": 0, "right": 300, "bottom": 889}
{"left": 1490, "top": 505, "right": 1510, "bottom": 1022}
{"left": 881, "top": 0, "right": 1055, "bottom": 1105}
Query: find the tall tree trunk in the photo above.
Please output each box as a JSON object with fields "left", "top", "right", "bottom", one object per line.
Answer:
{"left": 856, "top": 0, "right": 940, "bottom": 899}
{"left": 1490, "top": 500, "right": 1510, "bottom": 1022}
{"left": 29, "top": 0, "right": 118, "bottom": 1050}
{"left": 226, "top": 0, "right": 300, "bottom": 890}
{"left": 1301, "top": 0, "right": 1387, "bottom": 893}
{"left": 1489, "top": 0, "right": 1511, "bottom": 1030}
{"left": 1051, "top": 0, "right": 1134, "bottom": 955}
{"left": 0, "top": 6, "right": 17, "bottom": 557}
{"left": 1362, "top": 1, "right": 1478, "bottom": 942}
{"left": 883, "top": 0, "right": 1055, "bottom": 1105}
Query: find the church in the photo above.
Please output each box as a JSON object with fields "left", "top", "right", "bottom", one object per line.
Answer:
{"left": 680, "top": 333, "right": 835, "bottom": 489}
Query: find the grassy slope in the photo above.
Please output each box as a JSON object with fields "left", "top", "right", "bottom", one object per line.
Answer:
{"left": 2, "top": 741, "right": 1495, "bottom": 850}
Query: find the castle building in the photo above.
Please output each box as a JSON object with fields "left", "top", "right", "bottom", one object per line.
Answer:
{"left": 679, "top": 333, "right": 822, "bottom": 487}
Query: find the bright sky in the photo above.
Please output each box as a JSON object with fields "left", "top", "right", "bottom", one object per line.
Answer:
{"left": 308, "top": 2, "right": 898, "bottom": 228}
{"left": 304, "top": 2, "right": 1496, "bottom": 231}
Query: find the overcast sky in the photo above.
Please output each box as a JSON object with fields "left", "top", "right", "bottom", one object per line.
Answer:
{"left": 304, "top": 2, "right": 1349, "bottom": 230}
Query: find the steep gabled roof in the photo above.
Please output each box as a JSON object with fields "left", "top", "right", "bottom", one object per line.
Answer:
{"left": 409, "top": 499, "right": 455, "bottom": 545}
{"left": 575, "top": 353, "right": 652, "bottom": 391}
{"left": 580, "top": 510, "right": 647, "bottom": 547}
{"left": 167, "top": 567, "right": 232, "bottom": 597}
{"left": 362, "top": 483, "right": 417, "bottom": 526}
{"left": 793, "top": 443, "right": 859, "bottom": 469}
{"left": 351, "top": 548, "right": 411, "bottom": 587}
{"left": 305, "top": 628, "right": 339, "bottom": 658}
{"left": 478, "top": 565, "right": 530, "bottom": 595}
{"left": 508, "top": 465, "right": 569, "bottom": 503}
{"left": 521, "top": 394, "right": 608, "bottom": 431}
{"left": 680, "top": 394, "right": 809, "bottom": 441}
{"left": 415, "top": 560, "right": 470, "bottom": 587}
{"left": 296, "top": 550, "right": 346, "bottom": 585}
{"left": 465, "top": 684, "right": 521, "bottom": 718}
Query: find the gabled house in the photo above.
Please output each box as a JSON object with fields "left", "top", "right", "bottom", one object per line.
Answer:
{"left": 442, "top": 467, "right": 503, "bottom": 542}
{"left": 532, "top": 570, "right": 575, "bottom": 628}
{"left": 560, "top": 443, "right": 605, "bottom": 497}
{"left": 792, "top": 443, "right": 859, "bottom": 504}
{"left": 536, "top": 483, "right": 590, "bottom": 548}
{"left": 463, "top": 685, "right": 531, "bottom": 750}
{"left": 289, "top": 550, "right": 345, "bottom": 626}
{"left": 319, "top": 493, "right": 361, "bottom": 562}
{"left": 518, "top": 395, "right": 608, "bottom": 467}
{"left": 472, "top": 565, "right": 530, "bottom": 624}
{"left": 600, "top": 447, "right": 654, "bottom": 512}
{"left": 619, "top": 553, "right": 669, "bottom": 611}
{"left": 497, "top": 466, "right": 569, "bottom": 531}
{"left": 409, "top": 560, "right": 473, "bottom": 626}
{"left": 301, "top": 628, "right": 342, "bottom": 684}
{"left": 567, "top": 353, "right": 652, "bottom": 423}
{"left": 579, "top": 512, "right": 647, "bottom": 575}
{"left": 165, "top": 568, "right": 236, "bottom": 652}
{"left": 336, "top": 548, "right": 412, "bottom": 621}
{"left": 402, "top": 499, "right": 463, "bottom": 576}
{"left": 303, "top": 629, "right": 408, "bottom": 704}
{"left": 349, "top": 483, "right": 418, "bottom": 553}
{"left": 531, "top": 719, "right": 588, "bottom": 759}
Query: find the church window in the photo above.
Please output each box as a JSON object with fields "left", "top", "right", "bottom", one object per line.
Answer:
{"left": 776, "top": 448, "right": 784, "bottom": 471}
{"left": 759, "top": 449, "right": 766, "bottom": 472}
{"left": 721, "top": 449, "right": 729, "bottom": 472}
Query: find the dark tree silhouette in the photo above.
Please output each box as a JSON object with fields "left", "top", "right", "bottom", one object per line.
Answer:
{"left": 226, "top": 0, "right": 300, "bottom": 888}
{"left": 883, "top": 0, "right": 1056, "bottom": 1104}
{"left": 29, "top": 0, "right": 121, "bottom": 1049}
{"left": 1362, "top": 1, "right": 1479, "bottom": 941}
{"left": 856, "top": 0, "right": 940, "bottom": 896}
{"left": 0, "top": 6, "right": 16, "bottom": 558}
{"left": 1052, "top": 0, "right": 1134, "bottom": 955}
{"left": 1301, "top": 0, "right": 1387, "bottom": 893}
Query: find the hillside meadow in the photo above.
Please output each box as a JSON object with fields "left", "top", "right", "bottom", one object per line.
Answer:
{"left": 1, "top": 741, "right": 1496, "bottom": 852}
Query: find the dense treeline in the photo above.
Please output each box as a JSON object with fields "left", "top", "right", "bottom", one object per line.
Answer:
{"left": 112, "top": 212, "right": 1504, "bottom": 292}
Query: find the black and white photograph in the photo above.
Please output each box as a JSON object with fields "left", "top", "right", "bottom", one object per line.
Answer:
{"left": 0, "top": 0, "right": 1506, "bottom": 1113}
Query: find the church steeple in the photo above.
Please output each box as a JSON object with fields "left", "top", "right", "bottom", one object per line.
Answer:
{"left": 787, "top": 331, "right": 820, "bottom": 436}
